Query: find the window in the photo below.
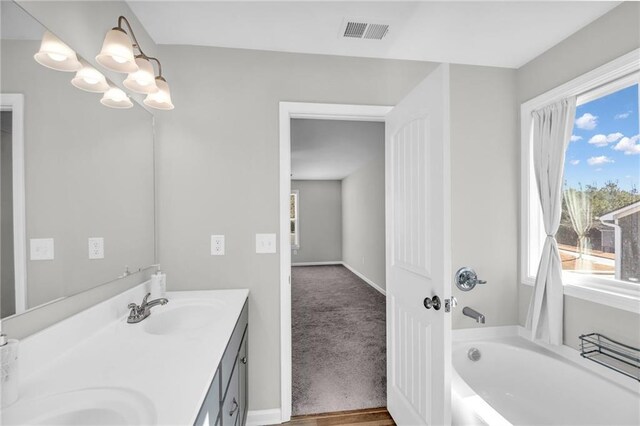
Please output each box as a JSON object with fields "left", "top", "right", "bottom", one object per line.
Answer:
{"left": 290, "top": 190, "right": 299, "bottom": 249}
{"left": 520, "top": 51, "right": 640, "bottom": 312}
{"left": 560, "top": 84, "right": 639, "bottom": 283}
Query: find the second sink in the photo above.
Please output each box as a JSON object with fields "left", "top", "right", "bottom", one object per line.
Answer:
{"left": 142, "top": 301, "right": 224, "bottom": 336}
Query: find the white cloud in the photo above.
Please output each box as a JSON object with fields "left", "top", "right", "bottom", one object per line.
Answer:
{"left": 615, "top": 111, "right": 632, "bottom": 120}
{"left": 595, "top": 168, "right": 603, "bottom": 172}
{"left": 570, "top": 135, "right": 582, "bottom": 142}
{"left": 588, "top": 132, "right": 624, "bottom": 147}
{"left": 575, "top": 113, "right": 598, "bottom": 130}
{"left": 587, "top": 156, "right": 615, "bottom": 166}
{"left": 569, "top": 159, "right": 580, "bottom": 165}
{"left": 612, "top": 134, "right": 640, "bottom": 155}
{"left": 588, "top": 134, "right": 608, "bottom": 147}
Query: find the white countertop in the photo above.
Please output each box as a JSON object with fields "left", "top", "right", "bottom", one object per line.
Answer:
{"left": 12, "top": 286, "right": 249, "bottom": 425}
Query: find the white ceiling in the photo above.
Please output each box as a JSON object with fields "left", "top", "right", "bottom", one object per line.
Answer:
{"left": 127, "top": 1, "right": 620, "bottom": 68}
{"left": 291, "top": 119, "right": 384, "bottom": 180}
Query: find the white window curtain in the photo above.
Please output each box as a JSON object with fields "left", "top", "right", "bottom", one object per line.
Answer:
{"left": 526, "top": 97, "right": 577, "bottom": 345}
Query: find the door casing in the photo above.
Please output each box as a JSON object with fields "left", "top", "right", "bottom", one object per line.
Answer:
{"left": 278, "top": 102, "right": 391, "bottom": 422}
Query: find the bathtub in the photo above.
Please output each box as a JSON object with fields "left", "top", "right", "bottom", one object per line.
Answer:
{"left": 452, "top": 327, "right": 640, "bottom": 426}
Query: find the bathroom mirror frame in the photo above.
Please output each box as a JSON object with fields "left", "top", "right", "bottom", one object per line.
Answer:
{"left": 0, "top": 1, "right": 157, "bottom": 323}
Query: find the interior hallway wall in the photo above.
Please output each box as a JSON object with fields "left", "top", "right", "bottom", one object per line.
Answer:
{"left": 291, "top": 180, "right": 342, "bottom": 264}
{"left": 342, "top": 153, "right": 386, "bottom": 291}
{"left": 516, "top": 1, "right": 640, "bottom": 349}
{"left": 154, "top": 44, "right": 438, "bottom": 411}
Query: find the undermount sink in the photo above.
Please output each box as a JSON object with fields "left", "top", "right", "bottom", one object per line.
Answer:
{"left": 142, "top": 301, "right": 223, "bottom": 335}
{"left": 2, "top": 387, "right": 156, "bottom": 425}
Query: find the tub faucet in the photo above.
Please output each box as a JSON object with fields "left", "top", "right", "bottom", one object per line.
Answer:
{"left": 463, "top": 306, "right": 485, "bottom": 324}
{"left": 127, "top": 292, "right": 168, "bottom": 324}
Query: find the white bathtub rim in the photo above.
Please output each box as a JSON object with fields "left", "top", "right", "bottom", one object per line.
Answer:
{"left": 453, "top": 325, "right": 640, "bottom": 394}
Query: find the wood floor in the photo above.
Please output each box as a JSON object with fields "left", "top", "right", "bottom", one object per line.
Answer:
{"left": 284, "top": 407, "right": 395, "bottom": 426}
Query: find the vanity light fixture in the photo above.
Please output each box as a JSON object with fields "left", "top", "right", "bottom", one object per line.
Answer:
{"left": 123, "top": 57, "right": 158, "bottom": 94}
{"left": 144, "top": 77, "right": 174, "bottom": 110}
{"left": 100, "top": 86, "right": 133, "bottom": 109}
{"left": 98, "top": 16, "right": 174, "bottom": 109}
{"left": 96, "top": 20, "right": 138, "bottom": 73}
{"left": 71, "top": 60, "right": 110, "bottom": 93}
{"left": 34, "top": 31, "right": 82, "bottom": 72}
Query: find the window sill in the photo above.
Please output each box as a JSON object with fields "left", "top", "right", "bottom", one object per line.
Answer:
{"left": 522, "top": 274, "right": 640, "bottom": 314}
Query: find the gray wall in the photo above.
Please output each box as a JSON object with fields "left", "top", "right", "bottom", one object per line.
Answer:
{"left": 154, "top": 44, "right": 438, "bottom": 410}
{"left": 1, "top": 40, "right": 155, "bottom": 309}
{"left": 1, "top": 111, "right": 15, "bottom": 317}
{"left": 516, "top": 2, "right": 640, "bottom": 349}
{"left": 450, "top": 64, "right": 519, "bottom": 329}
{"left": 290, "top": 180, "right": 342, "bottom": 264}
{"left": 342, "top": 153, "right": 386, "bottom": 289}
{"left": 1, "top": 0, "right": 157, "bottom": 338}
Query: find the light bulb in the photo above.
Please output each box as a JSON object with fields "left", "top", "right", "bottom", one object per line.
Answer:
{"left": 100, "top": 87, "right": 133, "bottom": 109}
{"left": 34, "top": 31, "right": 82, "bottom": 72}
{"left": 143, "top": 77, "right": 174, "bottom": 110}
{"left": 95, "top": 28, "right": 138, "bottom": 73}
{"left": 123, "top": 57, "right": 158, "bottom": 94}
{"left": 71, "top": 60, "right": 109, "bottom": 93}
{"left": 47, "top": 52, "right": 66, "bottom": 62}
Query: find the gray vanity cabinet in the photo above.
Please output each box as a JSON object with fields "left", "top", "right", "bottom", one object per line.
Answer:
{"left": 194, "top": 300, "right": 248, "bottom": 426}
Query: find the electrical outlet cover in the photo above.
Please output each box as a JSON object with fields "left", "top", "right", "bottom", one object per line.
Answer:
{"left": 211, "top": 235, "right": 225, "bottom": 255}
{"left": 30, "top": 238, "right": 54, "bottom": 260}
{"left": 256, "top": 233, "right": 277, "bottom": 254}
{"left": 88, "top": 237, "right": 104, "bottom": 259}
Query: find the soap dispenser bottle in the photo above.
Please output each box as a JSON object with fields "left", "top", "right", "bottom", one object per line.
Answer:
{"left": 0, "top": 333, "right": 19, "bottom": 407}
{"left": 150, "top": 265, "right": 167, "bottom": 299}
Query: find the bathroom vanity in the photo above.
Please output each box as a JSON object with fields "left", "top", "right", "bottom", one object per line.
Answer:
{"left": 2, "top": 283, "right": 249, "bottom": 425}
{"left": 195, "top": 295, "right": 249, "bottom": 426}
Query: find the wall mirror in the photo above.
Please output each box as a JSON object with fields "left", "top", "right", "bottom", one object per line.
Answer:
{"left": 0, "top": 1, "right": 155, "bottom": 320}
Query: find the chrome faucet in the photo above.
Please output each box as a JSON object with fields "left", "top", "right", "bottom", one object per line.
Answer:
{"left": 127, "top": 292, "right": 168, "bottom": 324}
{"left": 463, "top": 306, "right": 485, "bottom": 324}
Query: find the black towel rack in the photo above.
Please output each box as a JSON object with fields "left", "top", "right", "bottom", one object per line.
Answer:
{"left": 579, "top": 333, "right": 640, "bottom": 382}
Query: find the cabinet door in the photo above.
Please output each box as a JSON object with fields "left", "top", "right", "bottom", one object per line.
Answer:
{"left": 238, "top": 330, "right": 248, "bottom": 426}
{"left": 194, "top": 370, "right": 220, "bottom": 426}
{"left": 222, "top": 361, "right": 240, "bottom": 426}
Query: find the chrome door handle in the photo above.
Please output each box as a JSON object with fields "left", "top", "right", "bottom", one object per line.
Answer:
{"left": 423, "top": 295, "right": 441, "bottom": 310}
{"left": 229, "top": 398, "right": 239, "bottom": 416}
{"left": 241, "top": 356, "right": 247, "bottom": 364}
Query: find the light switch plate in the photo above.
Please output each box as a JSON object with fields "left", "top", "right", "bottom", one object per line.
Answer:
{"left": 88, "top": 237, "right": 104, "bottom": 259}
{"left": 256, "top": 233, "right": 277, "bottom": 254}
{"left": 211, "top": 235, "right": 225, "bottom": 255}
{"left": 30, "top": 238, "right": 54, "bottom": 260}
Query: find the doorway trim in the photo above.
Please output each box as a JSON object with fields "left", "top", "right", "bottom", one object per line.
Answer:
{"left": 279, "top": 102, "right": 392, "bottom": 422}
{"left": 0, "top": 94, "right": 27, "bottom": 315}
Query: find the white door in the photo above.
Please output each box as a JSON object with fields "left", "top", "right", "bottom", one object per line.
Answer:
{"left": 385, "top": 64, "right": 452, "bottom": 426}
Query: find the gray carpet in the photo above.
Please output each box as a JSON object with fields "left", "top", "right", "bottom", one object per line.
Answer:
{"left": 292, "top": 265, "right": 386, "bottom": 416}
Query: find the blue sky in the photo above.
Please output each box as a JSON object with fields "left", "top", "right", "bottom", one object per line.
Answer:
{"left": 565, "top": 83, "right": 639, "bottom": 191}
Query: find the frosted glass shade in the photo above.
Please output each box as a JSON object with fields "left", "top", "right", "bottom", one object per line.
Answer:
{"left": 33, "top": 31, "right": 82, "bottom": 72}
{"left": 100, "top": 87, "right": 133, "bottom": 109}
{"left": 123, "top": 57, "right": 158, "bottom": 94}
{"left": 71, "top": 60, "right": 109, "bottom": 93}
{"left": 143, "top": 77, "right": 174, "bottom": 110}
{"left": 95, "top": 28, "right": 138, "bottom": 73}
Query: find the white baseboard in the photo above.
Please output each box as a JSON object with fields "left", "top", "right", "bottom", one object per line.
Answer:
{"left": 341, "top": 262, "right": 386, "bottom": 296}
{"left": 246, "top": 408, "right": 282, "bottom": 425}
{"left": 291, "top": 261, "right": 342, "bottom": 266}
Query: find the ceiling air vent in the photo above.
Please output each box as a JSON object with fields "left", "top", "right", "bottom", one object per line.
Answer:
{"left": 341, "top": 19, "right": 389, "bottom": 40}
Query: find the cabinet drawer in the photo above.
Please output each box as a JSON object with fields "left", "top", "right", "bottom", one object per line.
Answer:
{"left": 221, "top": 300, "right": 248, "bottom": 396}
{"left": 221, "top": 361, "right": 240, "bottom": 426}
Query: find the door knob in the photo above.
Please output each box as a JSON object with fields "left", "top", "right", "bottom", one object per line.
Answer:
{"left": 423, "top": 295, "right": 441, "bottom": 310}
